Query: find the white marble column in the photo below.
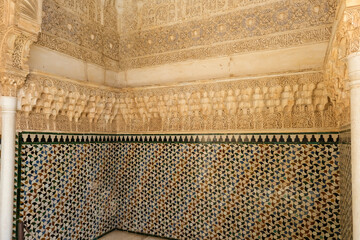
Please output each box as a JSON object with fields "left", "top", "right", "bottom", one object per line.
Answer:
{"left": 348, "top": 52, "right": 360, "bottom": 239}
{"left": 0, "top": 96, "right": 17, "bottom": 240}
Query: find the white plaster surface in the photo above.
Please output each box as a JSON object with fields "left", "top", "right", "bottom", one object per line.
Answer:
{"left": 229, "top": 43, "right": 328, "bottom": 76}
{"left": 29, "top": 43, "right": 328, "bottom": 89}
{"left": 87, "top": 63, "right": 105, "bottom": 85}
{"left": 29, "top": 45, "right": 87, "bottom": 81}
{"left": 29, "top": 45, "right": 120, "bottom": 87}
{"left": 125, "top": 55, "right": 230, "bottom": 87}
{"left": 124, "top": 43, "right": 328, "bottom": 87}
{"left": 105, "top": 70, "right": 123, "bottom": 87}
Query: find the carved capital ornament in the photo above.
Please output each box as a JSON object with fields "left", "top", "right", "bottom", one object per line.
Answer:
{"left": 0, "top": 0, "right": 42, "bottom": 96}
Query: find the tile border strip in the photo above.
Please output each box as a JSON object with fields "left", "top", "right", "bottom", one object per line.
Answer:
{"left": 14, "top": 135, "right": 21, "bottom": 240}
{"left": 19, "top": 132, "right": 339, "bottom": 145}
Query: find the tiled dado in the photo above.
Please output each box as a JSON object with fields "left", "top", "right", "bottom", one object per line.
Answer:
{"left": 339, "top": 130, "right": 352, "bottom": 240}
{"left": 15, "top": 132, "right": 341, "bottom": 240}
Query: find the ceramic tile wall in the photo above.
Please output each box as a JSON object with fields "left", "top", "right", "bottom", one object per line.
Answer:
{"left": 17, "top": 142, "right": 118, "bottom": 239}
{"left": 339, "top": 130, "right": 352, "bottom": 240}
{"left": 15, "top": 133, "right": 340, "bottom": 239}
{"left": 116, "top": 142, "right": 340, "bottom": 239}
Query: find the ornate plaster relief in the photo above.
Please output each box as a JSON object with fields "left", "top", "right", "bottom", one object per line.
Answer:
{"left": 36, "top": 0, "right": 337, "bottom": 72}
{"left": 0, "top": 0, "right": 43, "bottom": 96}
{"left": 119, "top": 0, "right": 336, "bottom": 69}
{"left": 17, "top": 71, "right": 337, "bottom": 134}
{"left": 324, "top": 1, "right": 360, "bottom": 127}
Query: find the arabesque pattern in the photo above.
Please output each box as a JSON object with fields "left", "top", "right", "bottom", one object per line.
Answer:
{"left": 37, "top": 0, "right": 337, "bottom": 70}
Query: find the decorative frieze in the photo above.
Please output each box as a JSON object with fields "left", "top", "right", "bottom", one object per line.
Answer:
{"left": 17, "top": 71, "right": 338, "bottom": 133}
{"left": 117, "top": 0, "right": 336, "bottom": 69}
{"left": 344, "top": 7, "right": 360, "bottom": 55}
{"left": 122, "top": 26, "right": 333, "bottom": 70}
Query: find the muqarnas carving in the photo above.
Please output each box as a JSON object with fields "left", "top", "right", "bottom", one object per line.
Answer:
{"left": 17, "top": 72, "right": 337, "bottom": 133}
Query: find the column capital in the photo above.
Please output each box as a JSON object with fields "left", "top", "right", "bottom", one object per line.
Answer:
{"left": 0, "top": 0, "right": 44, "bottom": 98}
{"left": 0, "top": 29, "right": 37, "bottom": 96}
{"left": 0, "top": 71, "right": 27, "bottom": 97}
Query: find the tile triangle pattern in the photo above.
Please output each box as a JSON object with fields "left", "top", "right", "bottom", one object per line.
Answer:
{"left": 20, "top": 132, "right": 339, "bottom": 144}
{"left": 15, "top": 132, "right": 341, "bottom": 239}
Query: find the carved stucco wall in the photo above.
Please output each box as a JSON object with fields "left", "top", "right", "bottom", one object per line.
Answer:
{"left": 0, "top": 0, "right": 42, "bottom": 99}
{"left": 0, "top": 0, "right": 346, "bottom": 136}
{"left": 17, "top": 71, "right": 337, "bottom": 133}
{"left": 36, "top": 0, "right": 120, "bottom": 71}
{"left": 118, "top": 0, "right": 337, "bottom": 69}
{"left": 35, "top": 0, "right": 337, "bottom": 72}
{"left": 6, "top": 0, "right": 345, "bottom": 135}
{"left": 325, "top": 2, "right": 358, "bottom": 128}
{"left": 0, "top": 0, "right": 3, "bottom": 26}
{"left": 1, "top": 2, "right": 352, "bottom": 239}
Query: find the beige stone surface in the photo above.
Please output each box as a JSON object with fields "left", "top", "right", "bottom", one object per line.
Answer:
{"left": 87, "top": 63, "right": 105, "bottom": 85}
{"left": 105, "top": 70, "right": 123, "bottom": 88}
{"left": 99, "top": 231, "right": 166, "bottom": 240}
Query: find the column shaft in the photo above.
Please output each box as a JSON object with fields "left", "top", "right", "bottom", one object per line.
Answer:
{"left": 351, "top": 83, "right": 360, "bottom": 239}
{"left": 0, "top": 96, "right": 17, "bottom": 240}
